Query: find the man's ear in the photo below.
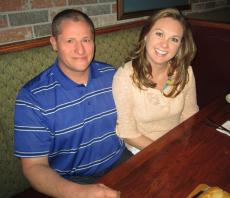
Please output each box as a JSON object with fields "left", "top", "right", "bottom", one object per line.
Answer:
{"left": 50, "top": 36, "right": 57, "bottom": 51}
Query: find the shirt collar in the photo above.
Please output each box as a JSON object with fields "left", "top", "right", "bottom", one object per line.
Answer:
{"left": 52, "top": 58, "right": 101, "bottom": 90}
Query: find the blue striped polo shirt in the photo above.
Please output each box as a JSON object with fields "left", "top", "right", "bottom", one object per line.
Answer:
{"left": 14, "top": 59, "right": 124, "bottom": 178}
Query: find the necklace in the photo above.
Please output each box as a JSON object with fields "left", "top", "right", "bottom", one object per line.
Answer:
{"left": 162, "top": 76, "right": 173, "bottom": 91}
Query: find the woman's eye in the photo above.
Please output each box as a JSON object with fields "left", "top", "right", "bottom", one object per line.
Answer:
{"left": 171, "top": 37, "right": 181, "bottom": 43}
{"left": 155, "top": 31, "right": 163, "bottom": 37}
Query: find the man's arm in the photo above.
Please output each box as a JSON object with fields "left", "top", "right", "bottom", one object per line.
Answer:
{"left": 21, "top": 157, "right": 120, "bottom": 198}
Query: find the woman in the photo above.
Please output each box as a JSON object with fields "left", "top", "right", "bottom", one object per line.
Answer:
{"left": 112, "top": 8, "right": 199, "bottom": 153}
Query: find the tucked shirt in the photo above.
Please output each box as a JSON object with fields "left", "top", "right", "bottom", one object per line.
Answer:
{"left": 14, "top": 59, "right": 124, "bottom": 178}
{"left": 113, "top": 61, "right": 199, "bottom": 141}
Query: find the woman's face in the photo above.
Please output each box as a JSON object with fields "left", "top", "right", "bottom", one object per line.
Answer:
{"left": 145, "top": 17, "right": 183, "bottom": 68}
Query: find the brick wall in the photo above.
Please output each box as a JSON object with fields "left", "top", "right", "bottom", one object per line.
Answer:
{"left": 0, "top": 0, "right": 229, "bottom": 45}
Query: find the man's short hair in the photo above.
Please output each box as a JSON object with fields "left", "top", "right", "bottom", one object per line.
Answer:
{"left": 51, "top": 9, "right": 95, "bottom": 38}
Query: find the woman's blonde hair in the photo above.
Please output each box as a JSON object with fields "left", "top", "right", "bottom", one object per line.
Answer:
{"left": 131, "top": 8, "right": 196, "bottom": 97}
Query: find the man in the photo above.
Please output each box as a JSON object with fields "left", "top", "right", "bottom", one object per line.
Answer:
{"left": 14, "top": 9, "right": 132, "bottom": 198}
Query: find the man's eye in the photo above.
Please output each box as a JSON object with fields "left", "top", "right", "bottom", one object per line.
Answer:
{"left": 82, "top": 38, "right": 91, "bottom": 43}
{"left": 67, "top": 39, "right": 74, "bottom": 43}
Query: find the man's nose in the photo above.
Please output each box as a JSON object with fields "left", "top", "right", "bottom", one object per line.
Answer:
{"left": 74, "top": 42, "right": 84, "bottom": 54}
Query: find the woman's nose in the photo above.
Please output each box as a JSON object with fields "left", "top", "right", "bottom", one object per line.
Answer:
{"left": 160, "top": 38, "right": 169, "bottom": 48}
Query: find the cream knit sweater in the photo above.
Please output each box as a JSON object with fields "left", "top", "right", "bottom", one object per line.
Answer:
{"left": 113, "top": 61, "right": 199, "bottom": 141}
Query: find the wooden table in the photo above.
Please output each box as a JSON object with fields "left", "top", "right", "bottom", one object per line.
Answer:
{"left": 97, "top": 96, "right": 230, "bottom": 197}
{"left": 13, "top": 96, "right": 230, "bottom": 198}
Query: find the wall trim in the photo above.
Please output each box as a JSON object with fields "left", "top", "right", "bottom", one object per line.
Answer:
{"left": 0, "top": 20, "right": 145, "bottom": 55}
{"left": 1, "top": 19, "right": 229, "bottom": 55}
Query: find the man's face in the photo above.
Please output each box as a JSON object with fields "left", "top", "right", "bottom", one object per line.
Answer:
{"left": 50, "top": 19, "right": 94, "bottom": 82}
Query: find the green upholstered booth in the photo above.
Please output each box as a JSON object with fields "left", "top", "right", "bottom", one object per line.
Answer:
{"left": 0, "top": 24, "right": 141, "bottom": 198}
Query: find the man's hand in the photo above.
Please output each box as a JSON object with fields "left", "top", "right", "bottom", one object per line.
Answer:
{"left": 75, "top": 183, "right": 120, "bottom": 198}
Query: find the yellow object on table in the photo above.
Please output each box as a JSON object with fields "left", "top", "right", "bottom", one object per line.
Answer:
{"left": 187, "top": 184, "right": 230, "bottom": 198}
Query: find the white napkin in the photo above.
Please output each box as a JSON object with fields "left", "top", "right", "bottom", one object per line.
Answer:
{"left": 216, "top": 120, "right": 230, "bottom": 136}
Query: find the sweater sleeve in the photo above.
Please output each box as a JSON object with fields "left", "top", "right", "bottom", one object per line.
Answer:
{"left": 112, "top": 63, "right": 141, "bottom": 138}
{"left": 180, "top": 66, "right": 199, "bottom": 122}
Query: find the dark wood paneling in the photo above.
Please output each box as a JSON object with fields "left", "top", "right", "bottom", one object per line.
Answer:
{"left": 189, "top": 20, "right": 230, "bottom": 108}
